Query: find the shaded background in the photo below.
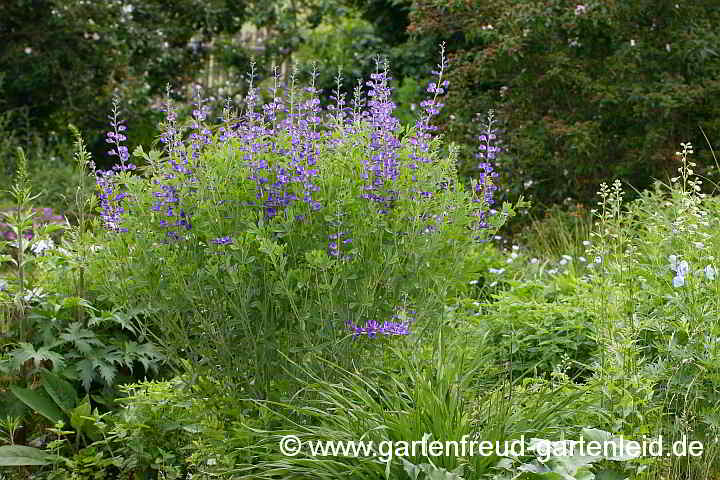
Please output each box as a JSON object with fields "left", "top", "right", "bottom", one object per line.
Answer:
{"left": 2, "top": 0, "right": 719, "bottom": 220}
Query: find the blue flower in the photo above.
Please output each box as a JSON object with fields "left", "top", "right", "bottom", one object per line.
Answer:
{"left": 670, "top": 256, "right": 689, "bottom": 287}
{"left": 211, "top": 236, "right": 233, "bottom": 245}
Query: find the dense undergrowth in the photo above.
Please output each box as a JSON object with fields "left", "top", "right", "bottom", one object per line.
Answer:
{"left": 1, "top": 50, "right": 719, "bottom": 480}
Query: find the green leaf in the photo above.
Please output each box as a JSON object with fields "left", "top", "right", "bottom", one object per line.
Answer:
{"left": 70, "top": 395, "right": 101, "bottom": 441}
{"left": 75, "top": 359, "right": 96, "bottom": 391}
{"left": 60, "top": 322, "right": 106, "bottom": 355}
{"left": 95, "top": 360, "right": 118, "bottom": 386}
{"left": 595, "top": 470, "right": 627, "bottom": 480}
{"left": 10, "top": 343, "right": 65, "bottom": 371}
{"left": 41, "top": 370, "right": 79, "bottom": 412}
{"left": 61, "top": 296, "right": 95, "bottom": 311}
{"left": 0, "top": 445, "right": 62, "bottom": 466}
{"left": 9, "top": 385, "right": 65, "bottom": 424}
{"left": 516, "top": 472, "right": 565, "bottom": 479}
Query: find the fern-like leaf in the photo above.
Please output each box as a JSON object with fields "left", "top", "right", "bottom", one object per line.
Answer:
{"left": 60, "top": 322, "right": 105, "bottom": 355}
{"left": 10, "top": 343, "right": 65, "bottom": 371}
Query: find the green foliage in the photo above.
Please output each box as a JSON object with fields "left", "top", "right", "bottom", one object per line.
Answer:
{"left": 92, "top": 378, "right": 224, "bottom": 479}
{"left": 0, "top": 0, "right": 253, "bottom": 155}
{"left": 451, "top": 143, "right": 720, "bottom": 478}
{"left": 1, "top": 298, "right": 164, "bottom": 392}
{"left": 293, "top": 13, "right": 387, "bottom": 99}
{"left": 407, "top": 0, "right": 720, "bottom": 213}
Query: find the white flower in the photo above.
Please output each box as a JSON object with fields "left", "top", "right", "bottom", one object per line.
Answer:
{"left": 31, "top": 238, "right": 54, "bottom": 255}
{"left": 583, "top": 240, "right": 591, "bottom": 246}
{"left": 559, "top": 259, "right": 568, "bottom": 266}
{"left": 0, "top": 279, "right": 7, "bottom": 291}
{"left": 594, "top": 256, "right": 602, "bottom": 264}
{"left": 23, "top": 287, "right": 45, "bottom": 302}
{"left": 705, "top": 265, "right": 716, "bottom": 281}
{"left": 512, "top": 245, "right": 520, "bottom": 251}
{"left": 630, "top": 39, "right": 636, "bottom": 47}
{"left": 489, "top": 268, "right": 506, "bottom": 274}
{"left": 575, "top": 4, "right": 587, "bottom": 15}
{"left": 530, "top": 258, "right": 539, "bottom": 264}
{"left": 469, "top": 280, "right": 479, "bottom": 285}
{"left": 579, "top": 257, "right": 587, "bottom": 263}
{"left": 673, "top": 275, "right": 685, "bottom": 288}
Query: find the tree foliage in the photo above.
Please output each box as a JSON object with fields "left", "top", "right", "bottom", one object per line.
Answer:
{"left": 0, "top": 0, "right": 333, "bottom": 158}
{"left": 407, "top": 0, "right": 720, "bottom": 209}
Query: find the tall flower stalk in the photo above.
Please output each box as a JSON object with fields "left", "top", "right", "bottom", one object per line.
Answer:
{"left": 2, "top": 148, "right": 39, "bottom": 341}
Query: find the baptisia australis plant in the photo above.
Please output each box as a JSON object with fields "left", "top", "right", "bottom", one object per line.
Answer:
{"left": 90, "top": 48, "right": 521, "bottom": 395}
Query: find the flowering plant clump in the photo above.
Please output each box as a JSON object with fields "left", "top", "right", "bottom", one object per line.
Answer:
{"left": 89, "top": 50, "right": 520, "bottom": 393}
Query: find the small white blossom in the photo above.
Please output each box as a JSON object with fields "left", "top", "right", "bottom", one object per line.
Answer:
{"left": 31, "top": 238, "right": 54, "bottom": 255}
{"left": 23, "top": 287, "right": 46, "bottom": 302}
{"left": 705, "top": 265, "right": 716, "bottom": 281}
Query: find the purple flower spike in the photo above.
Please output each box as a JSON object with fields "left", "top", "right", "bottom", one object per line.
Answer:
{"left": 346, "top": 315, "right": 412, "bottom": 339}
{"left": 211, "top": 236, "right": 233, "bottom": 245}
{"left": 471, "top": 110, "right": 501, "bottom": 232}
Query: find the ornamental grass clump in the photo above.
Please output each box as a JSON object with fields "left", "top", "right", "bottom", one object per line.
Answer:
{"left": 90, "top": 50, "right": 519, "bottom": 397}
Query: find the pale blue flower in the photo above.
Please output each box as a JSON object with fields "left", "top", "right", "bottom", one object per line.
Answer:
{"left": 677, "top": 260, "right": 689, "bottom": 277}
{"left": 671, "top": 259, "right": 690, "bottom": 288}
